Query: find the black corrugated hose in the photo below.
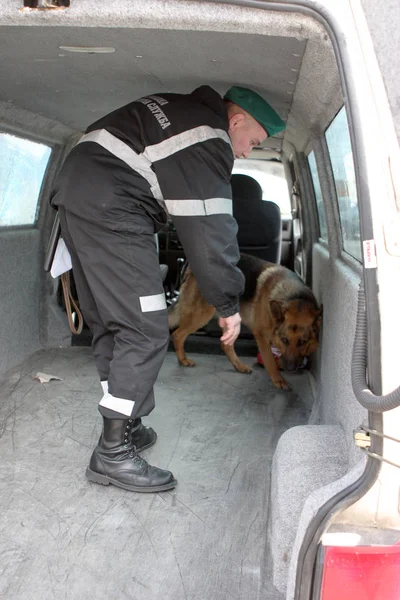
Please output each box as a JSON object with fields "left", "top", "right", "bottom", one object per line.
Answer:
{"left": 352, "top": 282, "right": 400, "bottom": 412}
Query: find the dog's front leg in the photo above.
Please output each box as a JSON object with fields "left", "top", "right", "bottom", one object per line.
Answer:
{"left": 253, "top": 330, "right": 291, "bottom": 390}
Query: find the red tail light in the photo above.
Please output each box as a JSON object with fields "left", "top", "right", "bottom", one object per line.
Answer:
{"left": 320, "top": 543, "right": 400, "bottom": 600}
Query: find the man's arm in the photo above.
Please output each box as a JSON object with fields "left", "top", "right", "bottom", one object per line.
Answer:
{"left": 154, "top": 138, "right": 244, "bottom": 318}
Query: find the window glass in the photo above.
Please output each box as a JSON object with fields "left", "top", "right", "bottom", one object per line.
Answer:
{"left": 0, "top": 133, "right": 51, "bottom": 227}
{"left": 232, "top": 159, "right": 291, "bottom": 217}
{"left": 325, "top": 107, "right": 361, "bottom": 261}
{"left": 308, "top": 151, "right": 328, "bottom": 240}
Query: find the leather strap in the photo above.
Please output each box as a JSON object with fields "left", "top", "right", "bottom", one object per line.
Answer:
{"left": 60, "top": 271, "right": 84, "bottom": 335}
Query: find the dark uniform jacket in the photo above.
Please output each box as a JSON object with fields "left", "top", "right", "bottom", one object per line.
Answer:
{"left": 50, "top": 85, "right": 244, "bottom": 317}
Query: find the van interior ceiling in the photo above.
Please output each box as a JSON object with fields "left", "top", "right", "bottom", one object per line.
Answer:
{"left": 0, "top": 2, "right": 386, "bottom": 600}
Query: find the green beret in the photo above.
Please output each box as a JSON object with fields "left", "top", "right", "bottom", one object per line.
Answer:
{"left": 224, "top": 86, "right": 286, "bottom": 137}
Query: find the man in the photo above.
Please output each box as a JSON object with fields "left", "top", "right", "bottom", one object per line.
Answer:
{"left": 50, "top": 85, "right": 285, "bottom": 493}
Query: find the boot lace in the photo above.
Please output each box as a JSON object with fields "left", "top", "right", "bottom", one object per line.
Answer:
{"left": 125, "top": 423, "right": 148, "bottom": 469}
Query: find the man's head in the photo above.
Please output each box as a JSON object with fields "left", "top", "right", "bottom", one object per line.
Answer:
{"left": 224, "top": 86, "right": 286, "bottom": 159}
{"left": 226, "top": 103, "right": 267, "bottom": 159}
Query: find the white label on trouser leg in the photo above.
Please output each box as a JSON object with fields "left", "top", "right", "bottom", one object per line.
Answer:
{"left": 139, "top": 292, "right": 167, "bottom": 312}
{"left": 99, "top": 392, "right": 135, "bottom": 416}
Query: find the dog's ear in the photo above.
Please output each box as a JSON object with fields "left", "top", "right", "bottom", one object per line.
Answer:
{"left": 270, "top": 301, "right": 285, "bottom": 323}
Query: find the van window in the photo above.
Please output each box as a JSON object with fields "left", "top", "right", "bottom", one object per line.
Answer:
{"left": 232, "top": 159, "right": 292, "bottom": 217}
{"left": 325, "top": 107, "right": 362, "bottom": 261}
{"left": 0, "top": 133, "right": 51, "bottom": 227}
{"left": 308, "top": 151, "right": 328, "bottom": 240}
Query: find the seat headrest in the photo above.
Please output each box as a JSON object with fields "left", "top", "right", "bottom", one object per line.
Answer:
{"left": 231, "top": 174, "right": 262, "bottom": 200}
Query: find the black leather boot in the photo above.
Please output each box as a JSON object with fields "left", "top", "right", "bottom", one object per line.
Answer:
{"left": 97, "top": 418, "right": 157, "bottom": 453}
{"left": 86, "top": 417, "right": 177, "bottom": 493}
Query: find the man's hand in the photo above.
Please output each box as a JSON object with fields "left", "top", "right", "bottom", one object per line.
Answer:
{"left": 219, "top": 313, "right": 242, "bottom": 346}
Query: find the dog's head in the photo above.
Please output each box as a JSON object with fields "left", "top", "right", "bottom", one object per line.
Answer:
{"left": 270, "top": 300, "right": 323, "bottom": 372}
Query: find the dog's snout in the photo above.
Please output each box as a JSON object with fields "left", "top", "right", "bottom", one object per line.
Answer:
{"left": 284, "top": 363, "right": 298, "bottom": 372}
{"left": 282, "top": 357, "right": 303, "bottom": 372}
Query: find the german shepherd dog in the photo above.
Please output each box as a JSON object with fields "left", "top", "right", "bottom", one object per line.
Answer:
{"left": 168, "top": 254, "right": 322, "bottom": 390}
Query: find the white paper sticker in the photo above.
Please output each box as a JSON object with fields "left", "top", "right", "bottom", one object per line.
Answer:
{"left": 363, "top": 239, "right": 377, "bottom": 269}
